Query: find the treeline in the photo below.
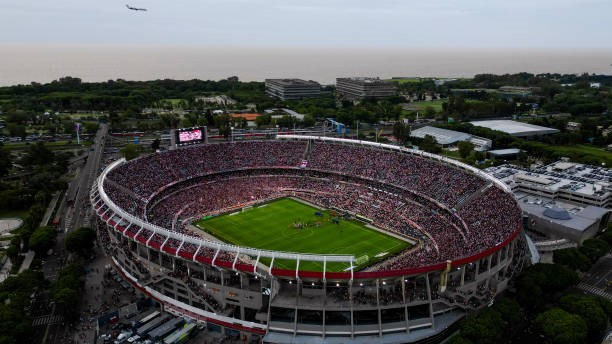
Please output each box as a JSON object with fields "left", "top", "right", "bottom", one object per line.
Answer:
{"left": 450, "top": 263, "right": 612, "bottom": 344}
{"left": 0, "top": 76, "right": 263, "bottom": 112}
{"left": 435, "top": 122, "right": 612, "bottom": 165}
{"left": 451, "top": 231, "right": 612, "bottom": 344}
{"left": 1, "top": 142, "right": 70, "bottom": 268}
{"left": 459, "top": 72, "right": 612, "bottom": 89}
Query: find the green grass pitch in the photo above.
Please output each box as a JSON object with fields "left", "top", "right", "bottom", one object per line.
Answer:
{"left": 193, "top": 198, "right": 410, "bottom": 272}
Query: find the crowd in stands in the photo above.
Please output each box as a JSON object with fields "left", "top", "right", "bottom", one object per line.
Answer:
{"left": 106, "top": 141, "right": 307, "bottom": 199}
{"left": 98, "top": 139, "right": 520, "bottom": 273}
{"left": 307, "top": 142, "right": 485, "bottom": 208}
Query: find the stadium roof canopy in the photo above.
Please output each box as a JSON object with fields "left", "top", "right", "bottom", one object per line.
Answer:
{"left": 410, "top": 126, "right": 471, "bottom": 145}
{"left": 470, "top": 120, "right": 559, "bottom": 137}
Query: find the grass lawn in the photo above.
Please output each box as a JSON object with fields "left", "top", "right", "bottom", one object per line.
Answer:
{"left": 388, "top": 78, "right": 423, "bottom": 84}
{"left": 547, "top": 145, "right": 612, "bottom": 166}
{"left": 411, "top": 99, "right": 446, "bottom": 112}
{"left": 193, "top": 198, "right": 409, "bottom": 272}
{"left": 442, "top": 149, "right": 462, "bottom": 160}
{"left": 162, "top": 98, "right": 187, "bottom": 106}
{"left": 0, "top": 209, "right": 29, "bottom": 220}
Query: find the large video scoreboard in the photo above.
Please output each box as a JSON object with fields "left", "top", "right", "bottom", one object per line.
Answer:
{"left": 175, "top": 127, "right": 206, "bottom": 146}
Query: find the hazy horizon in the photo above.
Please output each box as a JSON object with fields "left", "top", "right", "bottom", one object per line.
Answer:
{"left": 2, "top": 1, "right": 612, "bottom": 49}
{"left": 1, "top": 44, "right": 611, "bottom": 86}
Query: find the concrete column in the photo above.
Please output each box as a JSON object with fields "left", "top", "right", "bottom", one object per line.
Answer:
{"left": 403, "top": 277, "right": 409, "bottom": 333}
{"left": 425, "top": 274, "right": 434, "bottom": 329}
{"left": 377, "top": 279, "right": 382, "bottom": 337}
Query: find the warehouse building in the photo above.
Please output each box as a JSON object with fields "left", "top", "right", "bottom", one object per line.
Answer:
{"left": 410, "top": 126, "right": 491, "bottom": 150}
{"left": 470, "top": 120, "right": 559, "bottom": 137}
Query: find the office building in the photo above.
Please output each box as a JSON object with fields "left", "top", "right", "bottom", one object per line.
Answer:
{"left": 336, "top": 77, "right": 397, "bottom": 101}
{"left": 265, "top": 79, "right": 321, "bottom": 100}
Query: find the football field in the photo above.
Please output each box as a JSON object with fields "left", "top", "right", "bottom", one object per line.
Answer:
{"left": 193, "top": 198, "right": 410, "bottom": 272}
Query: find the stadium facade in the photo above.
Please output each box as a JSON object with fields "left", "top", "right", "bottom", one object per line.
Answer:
{"left": 92, "top": 136, "right": 525, "bottom": 343}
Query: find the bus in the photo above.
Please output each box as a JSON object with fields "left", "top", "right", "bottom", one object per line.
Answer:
{"left": 136, "top": 314, "right": 170, "bottom": 336}
{"left": 163, "top": 323, "right": 196, "bottom": 344}
{"left": 147, "top": 317, "right": 185, "bottom": 340}
{"left": 134, "top": 311, "right": 160, "bottom": 329}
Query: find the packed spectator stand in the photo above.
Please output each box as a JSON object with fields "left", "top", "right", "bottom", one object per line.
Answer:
{"left": 98, "top": 138, "right": 521, "bottom": 274}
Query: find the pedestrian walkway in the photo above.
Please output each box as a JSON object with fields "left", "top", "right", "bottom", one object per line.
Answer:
{"left": 18, "top": 250, "right": 35, "bottom": 273}
{"left": 32, "top": 314, "right": 64, "bottom": 326}
{"left": 577, "top": 282, "right": 612, "bottom": 300}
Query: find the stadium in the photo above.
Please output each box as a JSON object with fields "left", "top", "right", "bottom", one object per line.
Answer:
{"left": 91, "top": 135, "right": 525, "bottom": 343}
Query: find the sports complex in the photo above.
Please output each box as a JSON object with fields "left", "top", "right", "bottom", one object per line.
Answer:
{"left": 92, "top": 135, "right": 526, "bottom": 343}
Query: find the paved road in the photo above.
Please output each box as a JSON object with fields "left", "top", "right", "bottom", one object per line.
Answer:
{"left": 37, "top": 125, "right": 108, "bottom": 344}
{"left": 71, "top": 123, "right": 107, "bottom": 231}
{"left": 578, "top": 254, "right": 612, "bottom": 300}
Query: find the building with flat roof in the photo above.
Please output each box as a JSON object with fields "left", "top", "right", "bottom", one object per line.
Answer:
{"left": 487, "top": 148, "right": 522, "bottom": 160}
{"left": 410, "top": 126, "right": 491, "bottom": 150}
{"left": 264, "top": 108, "right": 305, "bottom": 121}
{"left": 470, "top": 120, "right": 559, "bottom": 137}
{"left": 336, "top": 77, "right": 397, "bottom": 101}
{"left": 228, "top": 113, "right": 261, "bottom": 127}
{"left": 485, "top": 162, "right": 610, "bottom": 251}
{"left": 516, "top": 193, "right": 609, "bottom": 244}
{"left": 265, "top": 79, "right": 321, "bottom": 100}
{"left": 485, "top": 161, "right": 611, "bottom": 208}
{"left": 194, "top": 95, "right": 237, "bottom": 106}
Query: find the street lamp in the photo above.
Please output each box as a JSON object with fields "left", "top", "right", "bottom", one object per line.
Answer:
{"left": 230, "top": 126, "right": 234, "bottom": 142}
{"left": 374, "top": 124, "right": 379, "bottom": 143}
{"left": 275, "top": 124, "right": 279, "bottom": 137}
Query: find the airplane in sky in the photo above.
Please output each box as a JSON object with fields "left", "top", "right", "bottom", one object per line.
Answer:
{"left": 126, "top": 4, "right": 147, "bottom": 11}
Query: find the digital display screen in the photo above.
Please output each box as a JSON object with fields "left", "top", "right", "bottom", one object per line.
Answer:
{"left": 178, "top": 129, "right": 202, "bottom": 142}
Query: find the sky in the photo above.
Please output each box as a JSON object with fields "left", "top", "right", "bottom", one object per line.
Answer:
{"left": 1, "top": 0, "right": 611, "bottom": 48}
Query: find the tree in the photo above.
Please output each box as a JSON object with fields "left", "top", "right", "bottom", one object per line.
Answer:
{"left": 424, "top": 105, "right": 436, "bottom": 118}
{"left": 515, "top": 263, "right": 579, "bottom": 310}
{"left": 0, "top": 145, "right": 11, "bottom": 177}
{"left": 6, "top": 123, "right": 26, "bottom": 138}
{"left": 446, "top": 335, "right": 474, "bottom": 344}
{"left": 120, "top": 144, "right": 140, "bottom": 161}
{"left": 535, "top": 308, "right": 587, "bottom": 344}
{"left": 457, "top": 141, "right": 475, "bottom": 159}
{"left": 65, "top": 227, "right": 96, "bottom": 258}
{"left": 579, "top": 238, "right": 609, "bottom": 262}
{"left": 601, "top": 229, "right": 612, "bottom": 246}
{"left": 553, "top": 248, "right": 592, "bottom": 271}
{"left": 21, "top": 142, "right": 53, "bottom": 167}
{"left": 28, "top": 226, "right": 56, "bottom": 255}
{"left": 302, "top": 114, "right": 315, "bottom": 127}
{"left": 151, "top": 138, "right": 160, "bottom": 151}
{"left": 492, "top": 297, "right": 524, "bottom": 328}
{"left": 82, "top": 122, "right": 99, "bottom": 134}
{"left": 393, "top": 122, "right": 411, "bottom": 143}
{"left": 459, "top": 308, "right": 506, "bottom": 344}
{"left": 52, "top": 261, "right": 85, "bottom": 321}
{"left": 420, "top": 135, "right": 441, "bottom": 154}
{"left": 256, "top": 114, "right": 271, "bottom": 127}
{"left": 559, "top": 294, "right": 608, "bottom": 341}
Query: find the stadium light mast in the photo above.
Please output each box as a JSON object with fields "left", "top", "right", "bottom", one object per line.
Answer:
{"left": 75, "top": 122, "right": 81, "bottom": 145}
